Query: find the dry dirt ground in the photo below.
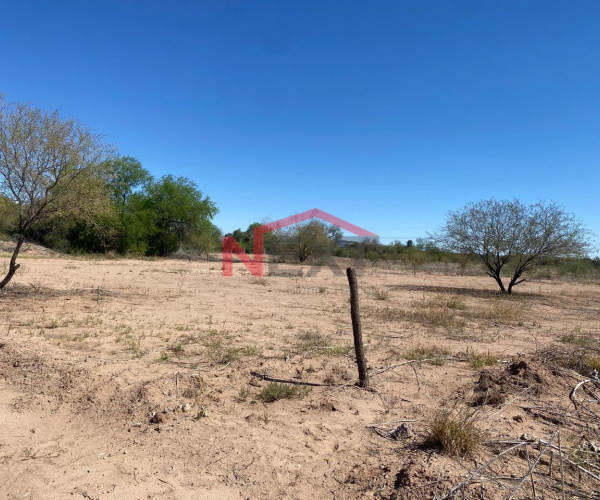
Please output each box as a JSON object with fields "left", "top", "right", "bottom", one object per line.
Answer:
{"left": 1, "top": 253, "right": 599, "bottom": 500}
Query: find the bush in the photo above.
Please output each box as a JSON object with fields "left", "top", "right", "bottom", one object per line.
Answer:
{"left": 424, "top": 409, "right": 482, "bottom": 456}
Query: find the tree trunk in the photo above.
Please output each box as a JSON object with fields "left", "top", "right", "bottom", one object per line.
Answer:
{"left": 492, "top": 273, "right": 507, "bottom": 293}
{"left": 0, "top": 233, "right": 25, "bottom": 290}
{"left": 481, "top": 258, "right": 507, "bottom": 294}
{"left": 507, "top": 268, "right": 526, "bottom": 295}
{"left": 507, "top": 277, "right": 522, "bottom": 294}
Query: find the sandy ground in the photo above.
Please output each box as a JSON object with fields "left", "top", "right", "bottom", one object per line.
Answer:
{"left": 1, "top": 253, "right": 599, "bottom": 499}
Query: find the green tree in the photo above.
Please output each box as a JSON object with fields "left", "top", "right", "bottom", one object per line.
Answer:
{"left": 104, "top": 156, "right": 151, "bottom": 208}
{"left": 282, "top": 219, "right": 338, "bottom": 263}
{"left": 0, "top": 96, "right": 113, "bottom": 289}
{"left": 23, "top": 158, "right": 146, "bottom": 254}
{"left": 0, "top": 196, "right": 17, "bottom": 237}
{"left": 401, "top": 247, "right": 427, "bottom": 275}
{"left": 54, "top": 165, "right": 220, "bottom": 257}
{"left": 225, "top": 222, "right": 261, "bottom": 253}
{"left": 140, "top": 175, "right": 218, "bottom": 256}
{"left": 186, "top": 223, "right": 223, "bottom": 259}
{"left": 102, "top": 156, "right": 152, "bottom": 254}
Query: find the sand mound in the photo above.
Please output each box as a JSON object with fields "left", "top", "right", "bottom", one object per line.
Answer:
{"left": 472, "top": 360, "right": 547, "bottom": 406}
{"left": 0, "top": 239, "right": 57, "bottom": 256}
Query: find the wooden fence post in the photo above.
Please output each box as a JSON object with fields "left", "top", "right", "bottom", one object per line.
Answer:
{"left": 346, "top": 267, "right": 369, "bottom": 389}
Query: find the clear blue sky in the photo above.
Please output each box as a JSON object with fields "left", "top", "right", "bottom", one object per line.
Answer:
{"left": 1, "top": 1, "right": 598, "bottom": 250}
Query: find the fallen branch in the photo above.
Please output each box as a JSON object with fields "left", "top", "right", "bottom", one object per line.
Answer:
{"left": 544, "top": 447, "right": 600, "bottom": 481}
{"left": 366, "top": 418, "right": 417, "bottom": 428}
{"left": 250, "top": 371, "right": 330, "bottom": 387}
{"left": 369, "top": 359, "right": 433, "bottom": 376}
{"left": 436, "top": 441, "right": 528, "bottom": 500}
{"left": 570, "top": 378, "right": 600, "bottom": 420}
{"left": 506, "top": 431, "right": 557, "bottom": 499}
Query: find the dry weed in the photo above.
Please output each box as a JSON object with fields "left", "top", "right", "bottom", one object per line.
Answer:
{"left": 405, "top": 344, "right": 450, "bottom": 365}
{"left": 294, "top": 331, "right": 351, "bottom": 357}
{"left": 424, "top": 408, "right": 482, "bottom": 456}
{"left": 260, "top": 382, "right": 309, "bottom": 402}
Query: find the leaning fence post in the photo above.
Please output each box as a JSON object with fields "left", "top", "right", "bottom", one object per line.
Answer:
{"left": 346, "top": 267, "right": 369, "bottom": 389}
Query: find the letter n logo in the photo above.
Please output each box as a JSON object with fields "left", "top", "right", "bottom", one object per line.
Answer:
{"left": 222, "top": 226, "right": 267, "bottom": 277}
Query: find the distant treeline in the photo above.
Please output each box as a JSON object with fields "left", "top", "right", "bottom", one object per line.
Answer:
{"left": 225, "top": 221, "right": 600, "bottom": 279}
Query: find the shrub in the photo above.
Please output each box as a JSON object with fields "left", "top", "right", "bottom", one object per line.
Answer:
{"left": 424, "top": 409, "right": 482, "bottom": 456}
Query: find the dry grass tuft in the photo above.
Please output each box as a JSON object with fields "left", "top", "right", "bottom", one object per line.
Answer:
{"left": 236, "top": 386, "right": 250, "bottom": 402}
{"left": 200, "top": 328, "right": 261, "bottom": 363}
{"left": 544, "top": 333, "right": 600, "bottom": 376}
{"left": 424, "top": 409, "right": 482, "bottom": 456}
{"left": 365, "top": 305, "right": 461, "bottom": 328}
{"left": 373, "top": 289, "right": 389, "bottom": 301}
{"left": 365, "top": 294, "right": 527, "bottom": 329}
{"left": 404, "top": 344, "right": 450, "bottom": 365}
{"left": 250, "top": 277, "right": 268, "bottom": 286}
{"left": 466, "top": 348, "right": 498, "bottom": 369}
{"left": 378, "top": 393, "right": 400, "bottom": 414}
{"left": 365, "top": 293, "right": 470, "bottom": 329}
{"left": 465, "top": 296, "right": 526, "bottom": 323}
{"left": 550, "top": 351, "right": 600, "bottom": 377}
{"left": 260, "top": 382, "right": 309, "bottom": 402}
{"left": 560, "top": 327, "right": 598, "bottom": 348}
{"left": 169, "top": 342, "right": 185, "bottom": 353}
{"left": 294, "top": 331, "right": 351, "bottom": 357}
{"left": 420, "top": 294, "right": 466, "bottom": 311}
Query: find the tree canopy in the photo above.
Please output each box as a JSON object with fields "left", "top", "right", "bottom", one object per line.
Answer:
{"left": 139, "top": 175, "right": 218, "bottom": 256}
{"left": 434, "top": 199, "right": 593, "bottom": 293}
{"left": 279, "top": 219, "right": 340, "bottom": 263}
{"left": 0, "top": 95, "right": 113, "bottom": 289}
{"left": 29, "top": 165, "right": 220, "bottom": 257}
{"left": 104, "top": 156, "right": 151, "bottom": 208}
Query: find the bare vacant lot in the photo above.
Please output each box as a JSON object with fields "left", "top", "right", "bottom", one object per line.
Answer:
{"left": 1, "top": 255, "right": 599, "bottom": 499}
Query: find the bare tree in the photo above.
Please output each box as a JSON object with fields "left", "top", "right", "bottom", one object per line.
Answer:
{"left": 434, "top": 199, "right": 593, "bottom": 294}
{"left": 0, "top": 96, "right": 113, "bottom": 290}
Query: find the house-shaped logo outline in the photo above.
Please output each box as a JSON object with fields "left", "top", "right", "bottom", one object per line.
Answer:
{"left": 222, "top": 208, "right": 378, "bottom": 277}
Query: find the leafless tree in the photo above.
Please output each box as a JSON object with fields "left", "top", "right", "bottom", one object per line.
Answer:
{"left": 433, "top": 199, "right": 593, "bottom": 294}
{"left": 0, "top": 96, "right": 113, "bottom": 289}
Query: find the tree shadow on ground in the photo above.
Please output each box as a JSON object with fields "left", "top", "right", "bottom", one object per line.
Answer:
{"left": 388, "top": 283, "right": 545, "bottom": 301}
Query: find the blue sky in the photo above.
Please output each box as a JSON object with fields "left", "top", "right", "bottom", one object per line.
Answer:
{"left": 1, "top": 1, "right": 598, "bottom": 249}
